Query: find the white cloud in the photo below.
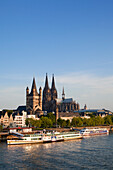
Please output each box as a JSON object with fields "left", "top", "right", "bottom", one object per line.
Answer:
{"left": 56, "top": 72, "right": 113, "bottom": 94}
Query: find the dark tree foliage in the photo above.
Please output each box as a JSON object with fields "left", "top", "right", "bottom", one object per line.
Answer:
{"left": 25, "top": 115, "right": 113, "bottom": 128}
{"left": 0, "top": 125, "right": 3, "bottom": 131}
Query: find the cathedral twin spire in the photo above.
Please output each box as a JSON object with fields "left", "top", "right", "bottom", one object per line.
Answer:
{"left": 45, "top": 73, "right": 49, "bottom": 89}
{"left": 51, "top": 74, "right": 55, "bottom": 89}
{"left": 44, "top": 73, "right": 56, "bottom": 91}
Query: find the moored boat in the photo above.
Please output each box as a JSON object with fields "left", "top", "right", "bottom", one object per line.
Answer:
{"left": 59, "top": 132, "right": 83, "bottom": 141}
{"left": 7, "top": 134, "right": 43, "bottom": 145}
{"left": 7, "top": 131, "right": 83, "bottom": 145}
{"left": 80, "top": 127, "right": 109, "bottom": 136}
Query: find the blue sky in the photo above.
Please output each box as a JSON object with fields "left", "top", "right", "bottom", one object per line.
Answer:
{"left": 0, "top": 0, "right": 113, "bottom": 110}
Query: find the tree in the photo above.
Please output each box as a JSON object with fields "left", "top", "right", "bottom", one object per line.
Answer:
{"left": 47, "top": 112, "right": 56, "bottom": 125}
{"left": 41, "top": 117, "right": 53, "bottom": 128}
{"left": 90, "top": 114, "right": 95, "bottom": 118}
{"left": 95, "top": 116, "right": 101, "bottom": 126}
{"left": 0, "top": 125, "right": 3, "bottom": 132}
{"left": 57, "top": 118, "right": 66, "bottom": 128}
{"left": 34, "top": 120, "right": 41, "bottom": 128}
{"left": 111, "top": 115, "right": 113, "bottom": 123}
{"left": 57, "top": 118, "right": 62, "bottom": 127}
{"left": 83, "top": 118, "right": 89, "bottom": 126}
{"left": 86, "top": 118, "right": 95, "bottom": 126}
{"left": 66, "top": 119, "right": 70, "bottom": 127}
{"left": 61, "top": 120, "right": 66, "bottom": 128}
{"left": 71, "top": 117, "right": 83, "bottom": 127}
{"left": 104, "top": 115, "right": 112, "bottom": 125}
{"left": 25, "top": 118, "right": 36, "bottom": 127}
{"left": 25, "top": 118, "right": 29, "bottom": 126}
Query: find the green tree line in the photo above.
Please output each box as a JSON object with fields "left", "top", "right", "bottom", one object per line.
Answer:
{"left": 25, "top": 114, "right": 113, "bottom": 128}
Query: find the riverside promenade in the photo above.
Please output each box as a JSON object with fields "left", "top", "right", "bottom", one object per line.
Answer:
{"left": 0, "top": 125, "right": 113, "bottom": 141}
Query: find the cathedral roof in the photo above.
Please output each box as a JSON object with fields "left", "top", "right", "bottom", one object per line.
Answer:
{"left": 62, "top": 98, "right": 73, "bottom": 103}
{"left": 56, "top": 98, "right": 74, "bottom": 104}
{"left": 29, "top": 78, "right": 39, "bottom": 96}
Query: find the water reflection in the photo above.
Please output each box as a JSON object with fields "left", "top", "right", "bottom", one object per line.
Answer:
{"left": 1, "top": 134, "right": 113, "bottom": 169}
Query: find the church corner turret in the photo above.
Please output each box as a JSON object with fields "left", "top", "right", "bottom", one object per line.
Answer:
{"left": 62, "top": 87, "right": 65, "bottom": 100}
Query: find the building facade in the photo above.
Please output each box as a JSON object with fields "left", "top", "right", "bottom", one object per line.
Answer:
{"left": 42, "top": 74, "right": 57, "bottom": 113}
{"left": 0, "top": 111, "right": 39, "bottom": 128}
{"left": 0, "top": 112, "right": 14, "bottom": 127}
{"left": 56, "top": 87, "right": 80, "bottom": 112}
{"left": 26, "top": 78, "right": 42, "bottom": 114}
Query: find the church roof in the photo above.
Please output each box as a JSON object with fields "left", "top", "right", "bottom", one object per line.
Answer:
{"left": 56, "top": 98, "right": 74, "bottom": 104}
{"left": 16, "top": 106, "right": 26, "bottom": 112}
{"left": 62, "top": 98, "right": 73, "bottom": 103}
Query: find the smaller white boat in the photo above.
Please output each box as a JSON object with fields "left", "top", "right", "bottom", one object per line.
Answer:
{"left": 60, "top": 132, "right": 83, "bottom": 140}
{"left": 80, "top": 127, "right": 109, "bottom": 136}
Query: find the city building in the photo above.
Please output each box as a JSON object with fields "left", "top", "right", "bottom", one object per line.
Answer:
{"left": 0, "top": 111, "right": 39, "bottom": 128}
{"left": 42, "top": 74, "right": 80, "bottom": 113}
{"left": 42, "top": 74, "right": 57, "bottom": 113}
{"left": 56, "top": 87, "right": 80, "bottom": 112}
{"left": 59, "top": 112, "right": 79, "bottom": 121}
{"left": 0, "top": 112, "right": 13, "bottom": 128}
{"left": 14, "top": 111, "right": 27, "bottom": 127}
{"left": 26, "top": 78, "right": 42, "bottom": 115}
{"left": 74, "top": 108, "right": 112, "bottom": 117}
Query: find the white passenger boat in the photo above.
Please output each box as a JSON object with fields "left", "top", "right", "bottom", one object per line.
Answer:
{"left": 59, "top": 132, "right": 83, "bottom": 141}
{"left": 7, "top": 131, "right": 83, "bottom": 145}
{"left": 80, "top": 127, "right": 109, "bottom": 136}
{"left": 7, "top": 134, "right": 43, "bottom": 145}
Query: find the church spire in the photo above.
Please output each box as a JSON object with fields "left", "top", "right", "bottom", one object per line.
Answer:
{"left": 30, "top": 77, "right": 38, "bottom": 95}
{"left": 45, "top": 73, "right": 49, "bottom": 89}
{"left": 62, "top": 87, "right": 65, "bottom": 100}
{"left": 51, "top": 74, "right": 55, "bottom": 89}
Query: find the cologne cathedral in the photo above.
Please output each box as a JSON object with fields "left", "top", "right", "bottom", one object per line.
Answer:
{"left": 26, "top": 74, "right": 80, "bottom": 114}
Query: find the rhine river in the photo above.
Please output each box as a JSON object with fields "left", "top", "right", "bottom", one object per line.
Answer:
{"left": 0, "top": 133, "right": 113, "bottom": 170}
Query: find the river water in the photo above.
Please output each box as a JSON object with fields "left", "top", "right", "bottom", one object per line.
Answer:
{"left": 0, "top": 133, "right": 113, "bottom": 170}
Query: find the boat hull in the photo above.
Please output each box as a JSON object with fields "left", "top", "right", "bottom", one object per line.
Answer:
{"left": 7, "top": 140, "right": 43, "bottom": 145}
{"left": 80, "top": 128, "right": 109, "bottom": 136}
{"left": 83, "top": 132, "right": 108, "bottom": 136}
{"left": 64, "top": 136, "right": 83, "bottom": 140}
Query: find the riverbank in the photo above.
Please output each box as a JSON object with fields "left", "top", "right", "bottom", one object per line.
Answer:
{"left": 0, "top": 125, "right": 113, "bottom": 141}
